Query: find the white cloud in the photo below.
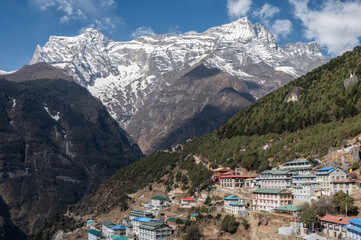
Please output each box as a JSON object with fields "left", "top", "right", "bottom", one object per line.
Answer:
{"left": 253, "top": 3, "right": 280, "bottom": 21}
{"left": 270, "top": 19, "right": 293, "bottom": 39}
{"left": 185, "top": 31, "right": 198, "bottom": 35}
{"left": 131, "top": 27, "right": 155, "bottom": 38}
{"left": 289, "top": 0, "right": 361, "bottom": 55}
{"left": 30, "top": 0, "right": 120, "bottom": 32}
{"left": 226, "top": 0, "right": 252, "bottom": 19}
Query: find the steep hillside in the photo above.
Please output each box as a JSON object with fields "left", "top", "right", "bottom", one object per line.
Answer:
{"left": 126, "top": 64, "right": 255, "bottom": 153}
{"left": 0, "top": 64, "right": 143, "bottom": 234}
{"left": 67, "top": 46, "right": 361, "bottom": 217}
{"left": 29, "top": 17, "right": 327, "bottom": 153}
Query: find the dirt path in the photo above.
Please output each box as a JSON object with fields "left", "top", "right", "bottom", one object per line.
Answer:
{"left": 248, "top": 211, "right": 259, "bottom": 240}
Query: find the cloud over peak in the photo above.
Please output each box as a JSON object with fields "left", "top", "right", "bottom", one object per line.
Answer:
{"left": 289, "top": 0, "right": 361, "bottom": 55}
{"left": 226, "top": 0, "right": 252, "bottom": 19}
{"left": 131, "top": 27, "right": 155, "bottom": 39}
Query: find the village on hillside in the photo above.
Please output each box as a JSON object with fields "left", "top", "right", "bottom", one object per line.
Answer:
{"left": 82, "top": 148, "right": 361, "bottom": 240}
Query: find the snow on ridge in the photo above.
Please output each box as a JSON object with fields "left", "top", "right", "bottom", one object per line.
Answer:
{"left": 44, "top": 106, "right": 60, "bottom": 121}
{"left": 11, "top": 98, "right": 16, "bottom": 108}
{"left": 275, "top": 66, "right": 299, "bottom": 77}
{"left": 30, "top": 17, "right": 327, "bottom": 124}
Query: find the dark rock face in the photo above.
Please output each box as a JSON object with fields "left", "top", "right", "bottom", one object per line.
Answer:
{"left": 0, "top": 196, "right": 26, "bottom": 240}
{"left": 0, "top": 69, "right": 143, "bottom": 234}
{"left": 126, "top": 64, "right": 255, "bottom": 153}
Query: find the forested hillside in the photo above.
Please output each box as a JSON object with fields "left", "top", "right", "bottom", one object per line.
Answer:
{"left": 75, "top": 46, "right": 361, "bottom": 214}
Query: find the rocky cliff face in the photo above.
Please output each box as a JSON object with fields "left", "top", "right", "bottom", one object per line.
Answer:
{"left": 29, "top": 17, "right": 328, "bottom": 153}
{"left": 0, "top": 64, "right": 143, "bottom": 234}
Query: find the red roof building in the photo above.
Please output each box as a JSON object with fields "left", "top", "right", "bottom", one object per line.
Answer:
{"left": 320, "top": 214, "right": 353, "bottom": 239}
{"left": 181, "top": 198, "right": 195, "bottom": 205}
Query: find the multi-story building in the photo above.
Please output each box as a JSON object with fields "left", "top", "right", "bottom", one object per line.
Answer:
{"left": 259, "top": 170, "right": 294, "bottom": 189}
{"left": 332, "top": 179, "right": 358, "bottom": 196}
{"left": 292, "top": 175, "right": 316, "bottom": 187}
{"left": 252, "top": 188, "right": 292, "bottom": 212}
{"left": 224, "top": 195, "right": 247, "bottom": 214}
{"left": 293, "top": 182, "right": 319, "bottom": 203}
{"left": 88, "top": 229, "right": 100, "bottom": 240}
{"left": 129, "top": 210, "right": 154, "bottom": 219}
{"left": 101, "top": 221, "right": 126, "bottom": 238}
{"left": 346, "top": 218, "right": 361, "bottom": 240}
{"left": 102, "top": 221, "right": 116, "bottom": 238}
{"left": 220, "top": 174, "right": 257, "bottom": 190}
{"left": 139, "top": 222, "right": 173, "bottom": 240}
{"left": 131, "top": 217, "right": 154, "bottom": 235}
{"left": 320, "top": 215, "right": 352, "bottom": 239}
{"left": 281, "top": 159, "right": 312, "bottom": 174}
{"left": 316, "top": 167, "right": 347, "bottom": 196}
{"left": 212, "top": 167, "right": 234, "bottom": 183}
{"left": 151, "top": 196, "right": 169, "bottom": 210}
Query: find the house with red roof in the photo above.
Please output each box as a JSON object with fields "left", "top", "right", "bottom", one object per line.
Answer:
{"left": 320, "top": 214, "right": 353, "bottom": 239}
{"left": 211, "top": 167, "right": 235, "bottom": 183}
{"left": 220, "top": 175, "right": 257, "bottom": 190}
{"left": 181, "top": 197, "right": 195, "bottom": 205}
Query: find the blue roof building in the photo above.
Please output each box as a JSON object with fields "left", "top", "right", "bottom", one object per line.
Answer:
{"left": 315, "top": 167, "right": 347, "bottom": 196}
{"left": 346, "top": 218, "right": 361, "bottom": 240}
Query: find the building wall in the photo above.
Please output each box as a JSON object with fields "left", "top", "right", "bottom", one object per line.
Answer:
{"left": 151, "top": 199, "right": 169, "bottom": 210}
{"left": 332, "top": 182, "right": 356, "bottom": 196}
{"left": 317, "top": 170, "right": 347, "bottom": 196}
{"left": 220, "top": 178, "right": 244, "bottom": 189}
{"left": 252, "top": 193, "right": 292, "bottom": 211}
{"left": 293, "top": 185, "right": 317, "bottom": 203}
{"left": 321, "top": 222, "right": 347, "bottom": 239}
{"left": 88, "top": 233, "right": 99, "bottom": 240}
{"left": 260, "top": 174, "right": 292, "bottom": 189}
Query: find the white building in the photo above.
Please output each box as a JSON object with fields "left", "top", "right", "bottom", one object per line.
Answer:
{"left": 316, "top": 167, "right": 347, "bottom": 196}
{"left": 151, "top": 196, "right": 169, "bottom": 210}
{"left": 292, "top": 175, "right": 316, "bottom": 187}
{"left": 259, "top": 170, "right": 294, "bottom": 189}
{"left": 181, "top": 198, "right": 195, "bottom": 205}
{"left": 293, "top": 182, "right": 319, "bottom": 203}
{"left": 224, "top": 195, "right": 247, "bottom": 214}
{"left": 281, "top": 159, "right": 312, "bottom": 174}
{"left": 88, "top": 229, "right": 100, "bottom": 240}
{"left": 131, "top": 217, "right": 154, "bottom": 235}
{"left": 102, "top": 221, "right": 116, "bottom": 238}
{"left": 139, "top": 222, "right": 173, "bottom": 240}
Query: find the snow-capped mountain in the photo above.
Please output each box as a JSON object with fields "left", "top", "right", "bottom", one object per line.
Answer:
{"left": 29, "top": 17, "right": 327, "bottom": 153}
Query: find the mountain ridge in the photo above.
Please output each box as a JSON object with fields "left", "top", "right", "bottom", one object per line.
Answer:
{"left": 0, "top": 63, "right": 143, "bottom": 234}
{"left": 28, "top": 17, "right": 328, "bottom": 153}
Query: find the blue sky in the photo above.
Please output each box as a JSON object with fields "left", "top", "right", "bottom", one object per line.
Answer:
{"left": 1, "top": 0, "right": 361, "bottom": 71}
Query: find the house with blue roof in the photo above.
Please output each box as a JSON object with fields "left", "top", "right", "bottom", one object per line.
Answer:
{"left": 224, "top": 195, "right": 247, "bottom": 215}
{"left": 316, "top": 167, "right": 347, "bottom": 196}
{"left": 346, "top": 218, "right": 361, "bottom": 240}
{"left": 131, "top": 217, "right": 156, "bottom": 236}
{"left": 112, "top": 225, "right": 126, "bottom": 236}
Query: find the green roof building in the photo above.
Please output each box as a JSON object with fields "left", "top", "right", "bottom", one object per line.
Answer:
{"left": 139, "top": 222, "right": 173, "bottom": 239}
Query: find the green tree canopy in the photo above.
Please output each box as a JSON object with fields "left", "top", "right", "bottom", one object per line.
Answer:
{"left": 332, "top": 191, "right": 358, "bottom": 215}
{"left": 221, "top": 215, "right": 238, "bottom": 234}
{"left": 300, "top": 208, "right": 319, "bottom": 229}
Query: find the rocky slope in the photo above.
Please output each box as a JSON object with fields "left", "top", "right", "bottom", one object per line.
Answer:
{"left": 29, "top": 17, "right": 327, "bottom": 153}
{"left": 0, "top": 63, "right": 143, "bottom": 234}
